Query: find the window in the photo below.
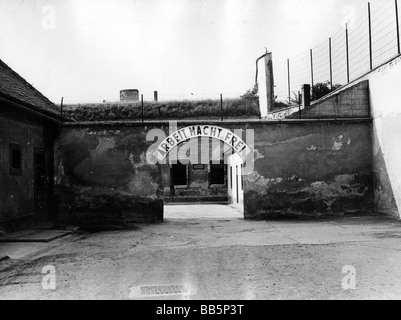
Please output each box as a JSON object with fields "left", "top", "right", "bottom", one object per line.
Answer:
{"left": 193, "top": 164, "right": 205, "bottom": 171}
{"left": 10, "top": 143, "right": 22, "bottom": 175}
{"left": 230, "top": 167, "right": 233, "bottom": 189}
{"left": 172, "top": 163, "right": 188, "bottom": 186}
{"left": 210, "top": 161, "right": 226, "bottom": 185}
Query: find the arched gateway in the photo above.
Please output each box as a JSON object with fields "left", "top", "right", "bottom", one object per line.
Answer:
{"left": 153, "top": 125, "right": 252, "bottom": 211}
{"left": 153, "top": 125, "right": 252, "bottom": 162}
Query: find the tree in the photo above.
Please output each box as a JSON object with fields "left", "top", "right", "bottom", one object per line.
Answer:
{"left": 241, "top": 83, "right": 259, "bottom": 102}
{"left": 312, "top": 81, "right": 342, "bottom": 101}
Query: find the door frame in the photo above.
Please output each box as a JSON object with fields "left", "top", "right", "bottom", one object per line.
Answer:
{"left": 34, "top": 147, "right": 48, "bottom": 221}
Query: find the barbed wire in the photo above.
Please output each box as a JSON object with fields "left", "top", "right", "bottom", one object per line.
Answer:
{"left": 274, "top": 0, "right": 401, "bottom": 102}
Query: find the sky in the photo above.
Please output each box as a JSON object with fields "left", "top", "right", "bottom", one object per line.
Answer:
{"left": 0, "top": 0, "right": 367, "bottom": 103}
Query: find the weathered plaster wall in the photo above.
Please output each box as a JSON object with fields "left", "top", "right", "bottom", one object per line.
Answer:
{"left": 58, "top": 119, "right": 373, "bottom": 221}
{"left": 367, "top": 56, "right": 401, "bottom": 218}
{"left": 55, "top": 125, "right": 164, "bottom": 224}
{"left": 314, "top": 54, "right": 401, "bottom": 218}
{"left": 0, "top": 104, "right": 50, "bottom": 228}
{"left": 244, "top": 120, "right": 373, "bottom": 219}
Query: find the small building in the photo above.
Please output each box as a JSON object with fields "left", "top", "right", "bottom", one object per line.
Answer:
{"left": 120, "top": 89, "right": 139, "bottom": 103}
{"left": 0, "top": 59, "right": 65, "bottom": 232}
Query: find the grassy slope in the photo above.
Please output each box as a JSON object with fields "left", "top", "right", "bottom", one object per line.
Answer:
{"left": 64, "top": 99, "right": 261, "bottom": 121}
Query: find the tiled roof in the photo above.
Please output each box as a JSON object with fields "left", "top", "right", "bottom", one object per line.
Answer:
{"left": 0, "top": 59, "right": 61, "bottom": 120}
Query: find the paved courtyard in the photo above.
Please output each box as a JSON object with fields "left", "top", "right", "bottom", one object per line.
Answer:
{"left": 0, "top": 204, "right": 401, "bottom": 300}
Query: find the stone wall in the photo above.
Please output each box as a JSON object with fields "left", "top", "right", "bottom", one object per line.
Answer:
{"left": 55, "top": 124, "right": 165, "bottom": 225}
{"left": 368, "top": 56, "right": 401, "bottom": 218}
{"left": 244, "top": 120, "right": 373, "bottom": 219}
{"left": 289, "top": 81, "right": 370, "bottom": 119}
{"left": 0, "top": 102, "right": 56, "bottom": 230}
{"left": 292, "top": 54, "right": 401, "bottom": 219}
{"left": 57, "top": 119, "right": 373, "bottom": 222}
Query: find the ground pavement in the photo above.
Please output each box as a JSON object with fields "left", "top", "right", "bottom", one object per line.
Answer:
{"left": 0, "top": 204, "right": 401, "bottom": 300}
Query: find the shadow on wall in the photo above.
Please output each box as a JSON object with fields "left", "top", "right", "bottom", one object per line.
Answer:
{"left": 242, "top": 121, "right": 374, "bottom": 219}
{"left": 373, "top": 118, "right": 400, "bottom": 217}
{"left": 54, "top": 127, "right": 164, "bottom": 225}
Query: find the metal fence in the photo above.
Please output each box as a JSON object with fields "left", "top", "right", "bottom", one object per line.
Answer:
{"left": 275, "top": 0, "right": 401, "bottom": 104}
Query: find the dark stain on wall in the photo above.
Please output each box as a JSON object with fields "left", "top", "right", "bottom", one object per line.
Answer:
{"left": 56, "top": 119, "right": 373, "bottom": 222}
{"left": 244, "top": 121, "right": 373, "bottom": 219}
{"left": 0, "top": 103, "right": 60, "bottom": 234}
{"left": 0, "top": 117, "right": 40, "bottom": 221}
{"left": 55, "top": 126, "right": 164, "bottom": 224}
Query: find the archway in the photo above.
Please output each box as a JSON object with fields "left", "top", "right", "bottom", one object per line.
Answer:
{"left": 154, "top": 125, "right": 252, "bottom": 218}
{"left": 154, "top": 125, "right": 252, "bottom": 163}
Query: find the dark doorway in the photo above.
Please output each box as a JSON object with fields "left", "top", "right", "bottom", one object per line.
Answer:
{"left": 34, "top": 148, "right": 48, "bottom": 220}
{"left": 236, "top": 166, "right": 239, "bottom": 203}
{"left": 171, "top": 163, "right": 189, "bottom": 186}
{"left": 209, "top": 161, "right": 226, "bottom": 185}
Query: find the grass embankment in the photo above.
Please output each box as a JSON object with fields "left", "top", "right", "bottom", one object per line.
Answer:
{"left": 64, "top": 99, "right": 261, "bottom": 121}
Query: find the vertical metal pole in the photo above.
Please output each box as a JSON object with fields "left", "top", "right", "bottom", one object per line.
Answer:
{"left": 220, "top": 93, "right": 223, "bottom": 121}
{"left": 346, "top": 23, "right": 350, "bottom": 83}
{"left": 368, "top": 2, "right": 373, "bottom": 70}
{"left": 287, "top": 59, "right": 291, "bottom": 105}
{"left": 60, "top": 97, "right": 64, "bottom": 119}
{"left": 298, "top": 91, "right": 301, "bottom": 120}
{"left": 396, "top": 0, "right": 401, "bottom": 55}
{"left": 329, "top": 38, "right": 333, "bottom": 90}
{"left": 310, "top": 49, "right": 314, "bottom": 88}
{"left": 310, "top": 49, "right": 314, "bottom": 100}
{"left": 141, "top": 94, "right": 144, "bottom": 123}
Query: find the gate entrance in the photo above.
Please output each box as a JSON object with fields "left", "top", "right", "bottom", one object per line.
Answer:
{"left": 155, "top": 125, "right": 250, "bottom": 216}
{"left": 166, "top": 159, "right": 229, "bottom": 204}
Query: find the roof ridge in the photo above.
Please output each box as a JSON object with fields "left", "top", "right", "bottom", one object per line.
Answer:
{"left": 0, "top": 58, "right": 60, "bottom": 111}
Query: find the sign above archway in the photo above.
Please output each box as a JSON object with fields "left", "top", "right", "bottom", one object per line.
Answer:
{"left": 154, "top": 125, "right": 252, "bottom": 162}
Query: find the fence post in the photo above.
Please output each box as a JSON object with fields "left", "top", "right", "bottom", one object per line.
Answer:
{"left": 346, "top": 23, "right": 350, "bottom": 83}
{"left": 395, "top": 0, "right": 401, "bottom": 54}
{"left": 329, "top": 38, "right": 333, "bottom": 90}
{"left": 368, "top": 2, "right": 373, "bottom": 70}
{"left": 141, "top": 94, "right": 144, "bottom": 123}
{"left": 301, "top": 84, "right": 311, "bottom": 109}
{"left": 298, "top": 91, "right": 302, "bottom": 119}
{"left": 287, "top": 59, "right": 291, "bottom": 105}
{"left": 220, "top": 93, "right": 223, "bottom": 121}
{"left": 60, "top": 97, "right": 64, "bottom": 119}
{"left": 310, "top": 49, "right": 314, "bottom": 94}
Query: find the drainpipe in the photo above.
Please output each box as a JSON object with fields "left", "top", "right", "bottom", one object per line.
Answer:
{"left": 255, "top": 48, "right": 275, "bottom": 116}
{"left": 255, "top": 48, "right": 268, "bottom": 85}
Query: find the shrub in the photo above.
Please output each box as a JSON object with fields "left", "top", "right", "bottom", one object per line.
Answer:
{"left": 64, "top": 98, "right": 261, "bottom": 121}
{"left": 312, "top": 81, "right": 342, "bottom": 101}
